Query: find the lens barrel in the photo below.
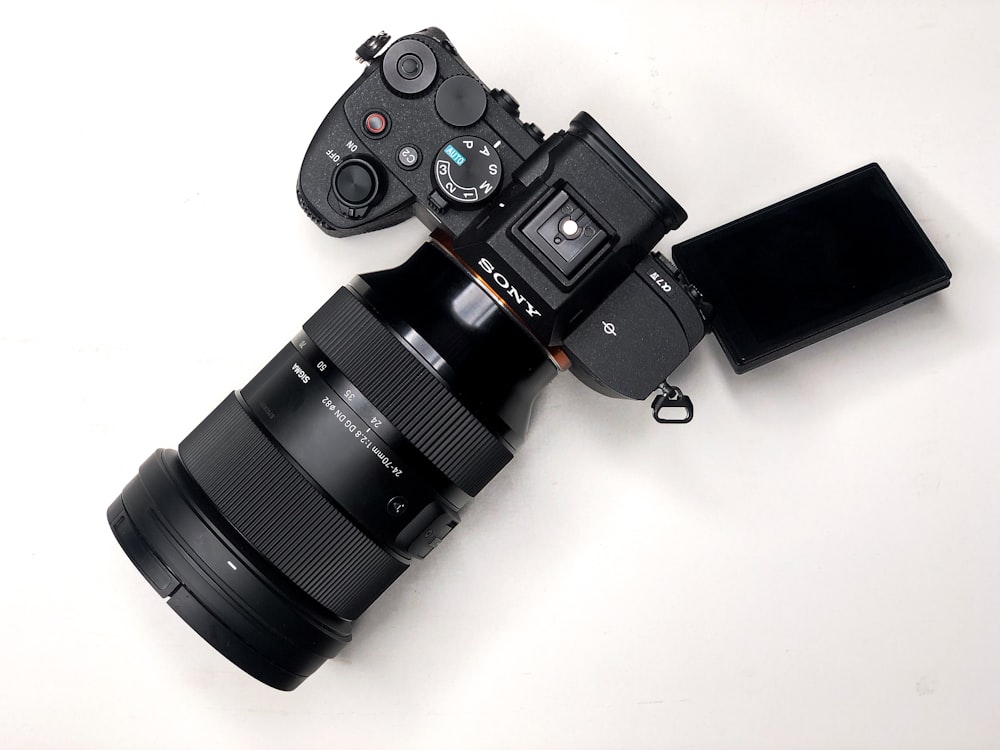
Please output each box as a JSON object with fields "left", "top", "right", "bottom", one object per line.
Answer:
{"left": 108, "top": 242, "right": 555, "bottom": 689}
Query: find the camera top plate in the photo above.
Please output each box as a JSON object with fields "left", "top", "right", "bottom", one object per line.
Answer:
{"left": 297, "top": 29, "right": 545, "bottom": 239}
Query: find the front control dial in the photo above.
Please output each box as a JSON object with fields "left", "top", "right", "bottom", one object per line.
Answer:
{"left": 433, "top": 136, "right": 503, "bottom": 207}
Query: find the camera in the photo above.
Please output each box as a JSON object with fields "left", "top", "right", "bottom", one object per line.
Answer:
{"left": 296, "top": 28, "right": 706, "bottom": 407}
{"left": 107, "top": 27, "right": 704, "bottom": 689}
{"left": 106, "top": 28, "right": 949, "bottom": 690}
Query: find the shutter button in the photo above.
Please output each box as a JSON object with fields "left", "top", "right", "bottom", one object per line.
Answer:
{"left": 330, "top": 159, "right": 381, "bottom": 218}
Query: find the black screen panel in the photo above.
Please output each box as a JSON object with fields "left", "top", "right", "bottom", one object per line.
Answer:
{"left": 672, "top": 164, "right": 951, "bottom": 372}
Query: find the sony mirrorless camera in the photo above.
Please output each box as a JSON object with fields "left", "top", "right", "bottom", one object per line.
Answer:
{"left": 107, "top": 28, "right": 951, "bottom": 690}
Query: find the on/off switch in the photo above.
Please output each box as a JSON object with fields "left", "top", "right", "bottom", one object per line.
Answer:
{"left": 329, "top": 158, "right": 382, "bottom": 219}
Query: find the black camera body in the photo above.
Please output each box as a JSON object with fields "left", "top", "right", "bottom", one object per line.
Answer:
{"left": 298, "top": 28, "right": 707, "bottom": 403}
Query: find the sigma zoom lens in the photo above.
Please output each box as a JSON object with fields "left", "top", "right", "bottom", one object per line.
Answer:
{"left": 107, "top": 99, "right": 701, "bottom": 688}
{"left": 107, "top": 240, "right": 556, "bottom": 690}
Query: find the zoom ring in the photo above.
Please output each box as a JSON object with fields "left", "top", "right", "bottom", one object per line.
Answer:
{"left": 304, "top": 289, "right": 512, "bottom": 496}
{"left": 179, "top": 394, "right": 406, "bottom": 620}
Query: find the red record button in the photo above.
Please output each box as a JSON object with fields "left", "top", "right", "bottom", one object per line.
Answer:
{"left": 363, "top": 111, "right": 388, "bottom": 137}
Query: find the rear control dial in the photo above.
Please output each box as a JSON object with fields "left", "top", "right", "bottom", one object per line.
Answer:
{"left": 433, "top": 136, "right": 502, "bottom": 206}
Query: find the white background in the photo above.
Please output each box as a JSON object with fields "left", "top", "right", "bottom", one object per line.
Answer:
{"left": 1, "top": 1, "right": 998, "bottom": 748}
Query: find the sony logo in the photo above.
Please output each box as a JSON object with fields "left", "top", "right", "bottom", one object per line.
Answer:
{"left": 477, "top": 258, "right": 542, "bottom": 318}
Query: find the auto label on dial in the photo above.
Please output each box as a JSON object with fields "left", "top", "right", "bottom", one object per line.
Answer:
{"left": 433, "top": 135, "right": 503, "bottom": 206}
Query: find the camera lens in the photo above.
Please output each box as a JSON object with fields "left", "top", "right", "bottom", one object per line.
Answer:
{"left": 107, "top": 241, "right": 555, "bottom": 689}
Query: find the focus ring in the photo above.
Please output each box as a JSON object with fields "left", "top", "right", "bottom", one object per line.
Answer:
{"left": 179, "top": 394, "right": 406, "bottom": 620}
{"left": 304, "top": 289, "right": 512, "bottom": 496}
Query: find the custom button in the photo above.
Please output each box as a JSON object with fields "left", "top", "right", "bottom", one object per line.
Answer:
{"left": 396, "top": 144, "right": 421, "bottom": 170}
{"left": 435, "top": 75, "right": 488, "bottom": 127}
{"left": 332, "top": 159, "right": 378, "bottom": 206}
{"left": 363, "top": 111, "right": 389, "bottom": 137}
{"left": 524, "top": 122, "right": 545, "bottom": 142}
{"left": 490, "top": 87, "right": 520, "bottom": 117}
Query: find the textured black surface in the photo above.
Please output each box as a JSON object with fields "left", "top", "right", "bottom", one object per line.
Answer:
{"left": 562, "top": 273, "right": 700, "bottom": 399}
{"left": 297, "top": 30, "right": 541, "bottom": 238}
{"left": 179, "top": 395, "right": 406, "bottom": 620}
{"left": 304, "top": 289, "right": 512, "bottom": 495}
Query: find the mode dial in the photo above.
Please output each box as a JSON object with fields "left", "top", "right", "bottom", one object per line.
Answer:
{"left": 433, "top": 136, "right": 502, "bottom": 206}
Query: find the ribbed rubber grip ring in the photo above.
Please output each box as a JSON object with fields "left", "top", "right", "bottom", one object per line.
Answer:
{"left": 304, "top": 288, "right": 512, "bottom": 495}
{"left": 179, "top": 394, "right": 406, "bottom": 620}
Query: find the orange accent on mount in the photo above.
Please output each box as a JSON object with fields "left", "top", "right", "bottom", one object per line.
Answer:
{"left": 548, "top": 348, "right": 570, "bottom": 370}
{"left": 428, "top": 229, "right": 569, "bottom": 372}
